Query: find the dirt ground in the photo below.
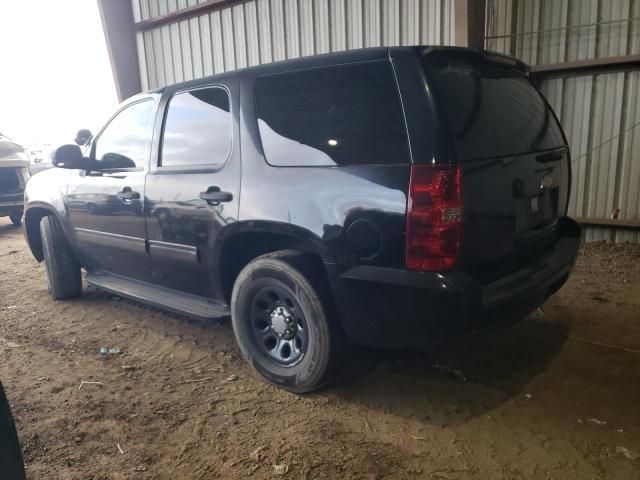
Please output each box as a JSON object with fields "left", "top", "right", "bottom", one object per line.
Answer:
{"left": 1, "top": 218, "right": 639, "bottom": 480}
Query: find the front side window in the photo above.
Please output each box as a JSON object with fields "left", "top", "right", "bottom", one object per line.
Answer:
{"left": 255, "top": 61, "right": 409, "bottom": 167}
{"left": 161, "top": 87, "right": 231, "bottom": 168}
{"left": 94, "top": 100, "right": 154, "bottom": 170}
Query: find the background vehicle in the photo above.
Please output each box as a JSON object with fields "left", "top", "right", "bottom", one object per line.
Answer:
{"left": 0, "top": 133, "right": 29, "bottom": 226}
{"left": 25, "top": 144, "right": 54, "bottom": 176}
{"left": 23, "top": 47, "right": 580, "bottom": 392}
{"left": 0, "top": 381, "right": 27, "bottom": 480}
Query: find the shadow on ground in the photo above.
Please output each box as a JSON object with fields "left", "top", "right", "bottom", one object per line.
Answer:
{"left": 74, "top": 283, "right": 570, "bottom": 428}
{"left": 0, "top": 221, "right": 21, "bottom": 237}
{"left": 331, "top": 311, "right": 569, "bottom": 426}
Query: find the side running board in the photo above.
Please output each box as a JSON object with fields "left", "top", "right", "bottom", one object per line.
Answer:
{"left": 85, "top": 271, "right": 230, "bottom": 321}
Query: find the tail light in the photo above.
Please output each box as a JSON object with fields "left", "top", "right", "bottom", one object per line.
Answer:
{"left": 406, "top": 164, "right": 462, "bottom": 271}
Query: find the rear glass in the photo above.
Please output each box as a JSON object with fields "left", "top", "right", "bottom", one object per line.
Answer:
{"left": 424, "top": 52, "right": 565, "bottom": 161}
{"left": 254, "top": 61, "right": 409, "bottom": 166}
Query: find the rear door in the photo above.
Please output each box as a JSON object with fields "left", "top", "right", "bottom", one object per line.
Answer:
{"left": 422, "top": 50, "right": 570, "bottom": 282}
{"left": 144, "top": 82, "right": 240, "bottom": 299}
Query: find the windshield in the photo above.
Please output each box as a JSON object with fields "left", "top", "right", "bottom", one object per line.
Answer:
{"left": 423, "top": 51, "right": 565, "bottom": 161}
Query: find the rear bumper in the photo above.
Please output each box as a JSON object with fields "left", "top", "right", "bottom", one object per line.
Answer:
{"left": 335, "top": 217, "right": 580, "bottom": 349}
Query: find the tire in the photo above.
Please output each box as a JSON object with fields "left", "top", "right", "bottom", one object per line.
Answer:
{"left": 231, "top": 251, "right": 345, "bottom": 393}
{"left": 9, "top": 210, "right": 22, "bottom": 227}
{"left": 39, "top": 216, "right": 82, "bottom": 300}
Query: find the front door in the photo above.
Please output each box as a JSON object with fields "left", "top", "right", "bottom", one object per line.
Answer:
{"left": 66, "top": 98, "right": 157, "bottom": 282}
{"left": 145, "top": 83, "right": 240, "bottom": 298}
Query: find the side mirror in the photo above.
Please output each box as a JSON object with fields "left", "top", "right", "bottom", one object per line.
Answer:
{"left": 51, "top": 144, "right": 90, "bottom": 169}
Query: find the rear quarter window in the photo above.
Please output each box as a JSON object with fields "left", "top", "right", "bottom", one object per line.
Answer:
{"left": 424, "top": 52, "right": 565, "bottom": 161}
{"left": 254, "top": 61, "right": 409, "bottom": 167}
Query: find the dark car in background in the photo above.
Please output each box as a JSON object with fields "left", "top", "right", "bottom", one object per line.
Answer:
{"left": 0, "top": 382, "right": 26, "bottom": 480}
{"left": 22, "top": 47, "right": 580, "bottom": 392}
{"left": 0, "top": 134, "right": 29, "bottom": 226}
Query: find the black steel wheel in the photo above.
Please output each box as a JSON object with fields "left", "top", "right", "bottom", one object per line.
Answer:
{"left": 250, "top": 282, "right": 309, "bottom": 366}
{"left": 231, "top": 251, "right": 345, "bottom": 393}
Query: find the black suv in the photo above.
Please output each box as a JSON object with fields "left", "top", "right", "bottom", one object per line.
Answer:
{"left": 23, "top": 47, "right": 580, "bottom": 392}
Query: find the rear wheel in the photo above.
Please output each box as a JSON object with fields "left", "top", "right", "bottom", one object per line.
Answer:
{"left": 40, "top": 216, "right": 82, "bottom": 300}
{"left": 231, "top": 251, "right": 344, "bottom": 393}
{"left": 9, "top": 210, "right": 22, "bottom": 227}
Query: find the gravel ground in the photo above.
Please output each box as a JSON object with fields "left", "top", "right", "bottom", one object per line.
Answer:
{"left": 0, "top": 218, "right": 639, "bottom": 479}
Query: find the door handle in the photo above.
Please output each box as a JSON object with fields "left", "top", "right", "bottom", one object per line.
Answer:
{"left": 536, "top": 150, "right": 564, "bottom": 163}
{"left": 117, "top": 187, "right": 140, "bottom": 201}
{"left": 200, "top": 186, "right": 233, "bottom": 204}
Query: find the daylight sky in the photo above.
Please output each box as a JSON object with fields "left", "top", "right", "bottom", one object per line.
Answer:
{"left": 0, "top": 0, "right": 118, "bottom": 146}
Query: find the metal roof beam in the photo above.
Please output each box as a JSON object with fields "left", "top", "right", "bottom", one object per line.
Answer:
{"left": 531, "top": 54, "right": 640, "bottom": 79}
{"left": 97, "top": 0, "right": 142, "bottom": 101}
{"left": 455, "top": 0, "right": 487, "bottom": 49}
{"left": 133, "top": 0, "right": 244, "bottom": 32}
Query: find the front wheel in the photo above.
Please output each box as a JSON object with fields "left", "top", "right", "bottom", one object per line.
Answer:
{"left": 9, "top": 210, "right": 22, "bottom": 227}
{"left": 40, "top": 216, "right": 82, "bottom": 300}
{"left": 231, "top": 251, "right": 344, "bottom": 393}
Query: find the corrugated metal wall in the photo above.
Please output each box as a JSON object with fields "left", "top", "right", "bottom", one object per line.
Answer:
{"left": 132, "top": 0, "right": 455, "bottom": 90}
{"left": 486, "top": 0, "right": 640, "bottom": 242}
{"left": 130, "top": 0, "right": 639, "bottom": 242}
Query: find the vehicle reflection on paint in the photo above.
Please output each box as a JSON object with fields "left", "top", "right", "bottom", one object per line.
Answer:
{"left": 146, "top": 197, "right": 235, "bottom": 243}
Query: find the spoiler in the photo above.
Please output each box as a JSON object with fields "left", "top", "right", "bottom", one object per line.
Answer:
{"left": 419, "top": 46, "right": 530, "bottom": 75}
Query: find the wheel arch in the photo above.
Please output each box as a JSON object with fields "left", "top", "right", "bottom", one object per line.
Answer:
{"left": 215, "top": 221, "right": 337, "bottom": 303}
{"left": 24, "top": 203, "right": 59, "bottom": 262}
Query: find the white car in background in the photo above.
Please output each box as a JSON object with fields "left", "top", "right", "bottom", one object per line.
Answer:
{"left": 0, "top": 133, "right": 29, "bottom": 226}
{"left": 25, "top": 144, "right": 54, "bottom": 175}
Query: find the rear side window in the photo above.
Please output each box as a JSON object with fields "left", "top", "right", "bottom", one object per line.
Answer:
{"left": 161, "top": 87, "right": 231, "bottom": 167}
{"left": 424, "top": 53, "right": 565, "bottom": 161}
{"left": 255, "top": 61, "right": 409, "bottom": 166}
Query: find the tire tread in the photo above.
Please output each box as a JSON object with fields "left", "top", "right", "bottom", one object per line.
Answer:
{"left": 40, "top": 216, "right": 82, "bottom": 300}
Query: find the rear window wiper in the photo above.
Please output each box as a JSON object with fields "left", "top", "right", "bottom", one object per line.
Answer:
{"left": 536, "top": 148, "right": 566, "bottom": 163}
